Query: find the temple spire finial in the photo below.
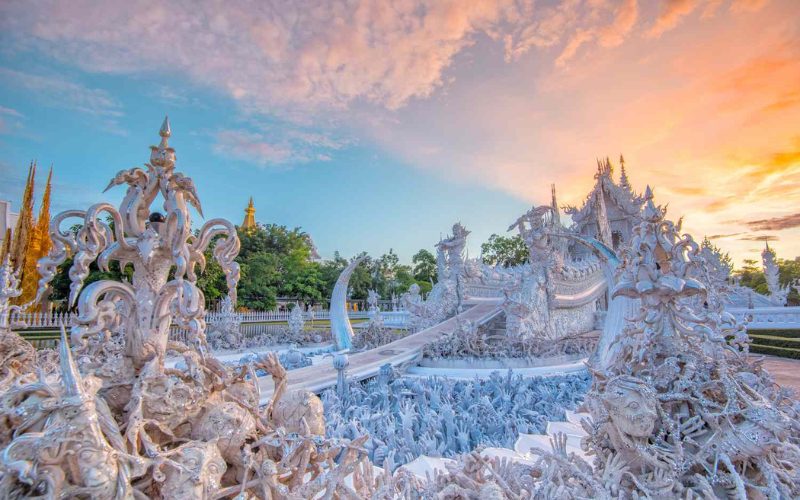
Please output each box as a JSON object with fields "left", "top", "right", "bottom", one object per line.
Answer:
{"left": 160, "top": 115, "right": 171, "bottom": 138}
{"left": 158, "top": 115, "right": 171, "bottom": 150}
{"left": 642, "top": 185, "right": 663, "bottom": 222}
{"left": 242, "top": 196, "right": 257, "bottom": 230}
{"left": 619, "top": 154, "right": 631, "bottom": 191}
{"left": 150, "top": 115, "right": 176, "bottom": 170}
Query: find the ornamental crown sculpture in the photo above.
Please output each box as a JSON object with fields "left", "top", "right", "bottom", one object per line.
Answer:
{"left": 0, "top": 119, "right": 384, "bottom": 499}
{"left": 34, "top": 116, "right": 241, "bottom": 368}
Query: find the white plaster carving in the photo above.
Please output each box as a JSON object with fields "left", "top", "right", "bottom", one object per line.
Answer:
{"left": 0, "top": 119, "right": 381, "bottom": 499}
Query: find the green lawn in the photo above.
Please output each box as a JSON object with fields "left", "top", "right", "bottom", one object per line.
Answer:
{"left": 748, "top": 329, "right": 800, "bottom": 359}
{"left": 750, "top": 344, "right": 800, "bottom": 360}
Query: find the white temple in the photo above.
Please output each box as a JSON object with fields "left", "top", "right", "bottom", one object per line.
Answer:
{"left": 564, "top": 156, "right": 643, "bottom": 254}
{"left": 1, "top": 125, "right": 798, "bottom": 498}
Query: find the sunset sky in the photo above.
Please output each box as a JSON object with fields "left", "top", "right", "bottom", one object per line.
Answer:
{"left": 1, "top": 0, "right": 798, "bottom": 265}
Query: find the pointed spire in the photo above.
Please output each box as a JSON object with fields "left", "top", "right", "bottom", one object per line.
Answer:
{"left": 10, "top": 162, "right": 36, "bottom": 272}
{"left": 59, "top": 323, "right": 84, "bottom": 398}
{"left": 642, "top": 185, "right": 662, "bottom": 222}
{"left": 36, "top": 166, "right": 53, "bottom": 249}
{"left": 242, "top": 196, "right": 257, "bottom": 230}
{"left": 20, "top": 166, "right": 54, "bottom": 308}
{"left": 619, "top": 154, "right": 632, "bottom": 191}
{"left": 150, "top": 115, "right": 176, "bottom": 170}
{"left": 160, "top": 115, "right": 171, "bottom": 143}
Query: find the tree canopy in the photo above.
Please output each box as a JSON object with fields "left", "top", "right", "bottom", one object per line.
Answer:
{"left": 480, "top": 233, "right": 528, "bottom": 267}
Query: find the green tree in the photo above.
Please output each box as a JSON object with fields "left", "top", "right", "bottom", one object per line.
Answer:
{"left": 394, "top": 265, "right": 416, "bottom": 294}
{"left": 412, "top": 249, "right": 437, "bottom": 284}
{"left": 480, "top": 234, "right": 529, "bottom": 267}
{"left": 237, "top": 253, "right": 280, "bottom": 310}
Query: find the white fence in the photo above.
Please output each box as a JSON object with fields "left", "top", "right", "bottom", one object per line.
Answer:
{"left": 375, "top": 311, "right": 410, "bottom": 328}
{"left": 727, "top": 307, "right": 800, "bottom": 330}
{"left": 10, "top": 308, "right": 374, "bottom": 330}
{"left": 7, "top": 311, "right": 75, "bottom": 329}
{"left": 205, "top": 309, "right": 370, "bottom": 324}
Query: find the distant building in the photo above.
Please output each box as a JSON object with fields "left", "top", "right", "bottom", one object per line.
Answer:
{"left": 242, "top": 196, "right": 257, "bottom": 230}
{"left": 0, "top": 200, "right": 19, "bottom": 256}
{"left": 563, "top": 155, "right": 643, "bottom": 255}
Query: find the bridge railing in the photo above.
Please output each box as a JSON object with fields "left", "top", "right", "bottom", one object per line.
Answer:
{"left": 11, "top": 308, "right": 370, "bottom": 329}
{"left": 375, "top": 311, "right": 410, "bottom": 328}
{"left": 464, "top": 285, "right": 504, "bottom": 299}
{"left": 727, "top": 307, "right": 800, "bottom": 330}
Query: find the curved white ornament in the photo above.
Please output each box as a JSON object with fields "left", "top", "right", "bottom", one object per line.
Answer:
{"left": 330, "top": 256, "right": 365, "bottom": 350}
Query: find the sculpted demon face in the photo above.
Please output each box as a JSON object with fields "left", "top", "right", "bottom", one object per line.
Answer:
{"left": 602, "top": 376, "right": 658, "bottom": 438}
{"left": 141, "top": 373, "right": 206, "bottom": 429}
{"left": 272, "top": 389, "right": 325, "bottom": 436}
{"left": 160, "top": 441, "right": 226, "bottom": 498}
{"left": 193, "top": 401, "right": 256, "bottom": 466}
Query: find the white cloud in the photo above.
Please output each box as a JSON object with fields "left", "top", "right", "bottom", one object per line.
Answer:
{"left": 0, "top": 0, "right": 655, "bottom": 117}
{"left": 0, "top": 68, "right": 122, "bottom": 118}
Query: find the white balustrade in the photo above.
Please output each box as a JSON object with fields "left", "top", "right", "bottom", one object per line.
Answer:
{"left": 380, "top": 311, "right": 410, "bottom": 328}
{"left": 10, "top": 308, "right": 370, "bottom": 334}
{"left": 14, "top": 306, "right": 799, "bottom": 333}
{"left": 726, "top": 306, "right": 800, "bottom": 330}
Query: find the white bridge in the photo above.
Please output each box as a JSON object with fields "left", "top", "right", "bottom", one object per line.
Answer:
{"left": 257, "top": 299, "right": 504, "bottom": 403}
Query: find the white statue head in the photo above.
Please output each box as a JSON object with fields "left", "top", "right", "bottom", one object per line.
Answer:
{"left": 601, "top": 375, "right": 658, "bottom": 438}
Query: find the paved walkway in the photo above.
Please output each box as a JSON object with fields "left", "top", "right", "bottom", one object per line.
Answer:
{"left": 757, "top": 355, "right": 800, "bottom": 395}
{"left": 258, "top": 300, "right": 503, "bottom": 403}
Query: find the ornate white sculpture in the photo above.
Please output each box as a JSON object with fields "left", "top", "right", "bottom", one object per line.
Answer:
{"left": 367, "top": 288, "right": 380, "bottom": 313}
{"left": 762, "top": 242, "right": 789, "bottom": 306}
{"left": 0, "top": 256, "right": 39, "bottom": 402}
{"left": 329, "top": 256, "right": 364, "bottom": 350}
{"left": 435, "top": 222, "right": 470, "bottom": 279}
{"left": 0, "top": 256, "right": 23, "bottom": 334}
{"left": 513, "top": 190, "right": 800, "bottom": 498}
{"left": 205, "top": 294, "right": 242, "bottom": 350}
{"left": 400, "top": 279, "right": 458, "bottom": 331}
{"left": 0, "top": 119, "right": 378, "bottom": 499}
{"left": 287, "top": 302, "right": 305, "bottom": 337}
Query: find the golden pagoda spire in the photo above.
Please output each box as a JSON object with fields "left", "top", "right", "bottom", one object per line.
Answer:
{"left": 10, "top": 162, "right": 36, "bottom": 272}
{"left": 242, "top": 196, "right": 256, "bottom": 230}
{"left": 0, "top": 228, "right": 10, "bottom": 262}
{"left": 19, "top": 166, "right": 53, "bottom": 309}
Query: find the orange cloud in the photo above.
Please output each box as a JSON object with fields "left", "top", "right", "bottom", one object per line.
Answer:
{"left": 647, "top": 0, "right": 700, "bottom": 38}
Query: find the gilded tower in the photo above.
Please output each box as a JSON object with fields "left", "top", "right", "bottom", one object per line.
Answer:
{"left": 19, "top": 167, "right": 53, "bottom": 309}
{"left": 242, "top": 197, "right": 256, "bottom": 230}
{"left": 9, "top": 162, "right": 36, "bottom": 272}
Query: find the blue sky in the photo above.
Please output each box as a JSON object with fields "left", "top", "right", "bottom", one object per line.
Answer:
{"left": 0, "top": 55, "right": 531, "bottom": 262}
{"left": 1, "top": 0, "right": 799, "bottom": 265}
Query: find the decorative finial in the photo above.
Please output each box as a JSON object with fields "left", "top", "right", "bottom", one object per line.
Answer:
{"left": 160, "top": 115, "right": 171, "bottom": 138}
{"left": 150, "top": 116, "right": 176, "bottom": 170}
{"left": 642, "top": 185, "right": 662, "bottom": 222}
